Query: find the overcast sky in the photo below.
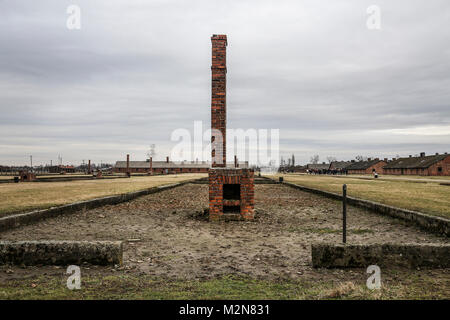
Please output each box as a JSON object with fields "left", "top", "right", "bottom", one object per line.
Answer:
{"left": 1, "top": 0, "right": 449, "bottom": 166}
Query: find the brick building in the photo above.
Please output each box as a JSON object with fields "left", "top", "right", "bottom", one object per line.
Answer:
{"left": 48, "top": 165, "right": 76, "bottom": 174}
{"left": 346, "top": 158, "right": 386, "bottom": 175}
{"left": 329, "top": 161, "right": 352, "bottom": 174}
{"left": 306, "top": 163, "right": 330, "bottom": 172}
{"left": 383, "top": 152, "right": 450, "bottom": 176}
{"left": 282, "top": 165, "right": 307, "bottom": 173}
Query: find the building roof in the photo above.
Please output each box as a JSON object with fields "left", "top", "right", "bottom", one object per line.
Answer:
{"left": 330, "top": 161, "right": 352, "bottom": 170}
{"left": 114, "top": 160, "right": 249, "bottom": 169}
{"left": 50, "top": 165, "right": 74, "bottom": 169}
{"left": 307, "top": 163, "right": 330, "bottom": 170}
{"left": 346, "top": 159, "right": 383, "bottom": 170}
{"left": 383, "top": 154, "right": 449, "bottom": 169}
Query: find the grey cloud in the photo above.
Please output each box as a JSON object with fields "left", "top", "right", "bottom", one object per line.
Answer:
{"left": 0, "top": 0, "right": 449, "bottom": 165}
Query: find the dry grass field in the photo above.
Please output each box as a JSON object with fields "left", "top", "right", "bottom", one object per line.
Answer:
{"left": 335, "top": 174, "right": 450, "bottom": 181}
{"left": 269, "top": 174, "right": 450, "bottom": 219}
{"left": 0, "top": 174, "right": 92, "bottom": 179}
{"left": 0, "top": 173, "right": 206, "bottom": 217}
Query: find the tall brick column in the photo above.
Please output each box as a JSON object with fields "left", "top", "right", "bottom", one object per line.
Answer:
{"left": 208, "top": 34, "right": 255, "bottom": 221}
{"left": 149, "top": 157, "right": 153, "bottom": 175}
{"left": 126, "top": 154, "right": 130, "bottom": 177}
{"left": 211, "top": 34, "right": 227, "bottom": 167}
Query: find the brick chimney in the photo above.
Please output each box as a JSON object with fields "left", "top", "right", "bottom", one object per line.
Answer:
{"left": 126, "top": 154, "right": 130, "bottom": 177}
{"left": 88, "top": 160, "right": 91, "bottom": 174}
{"left": 149, "top": 157, "right": 153, "bottom": 175}
{"left": 211, "top": 34, "right": 227, "bottom": 167}
{"left": 166, "top": 156, "right": 169, "bottom": 163}
{"left": 208, "top": 35, "right": 254, "bottom": 221}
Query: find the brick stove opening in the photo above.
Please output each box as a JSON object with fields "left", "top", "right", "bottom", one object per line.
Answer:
{"left": 223, "top": 184, "right": 241, "bottom": 214}
{"left": 223, "top": 184, "right": 240, "bottom": 200}
{"left": 223, "top": 205, "right": 241, "bottom": 213}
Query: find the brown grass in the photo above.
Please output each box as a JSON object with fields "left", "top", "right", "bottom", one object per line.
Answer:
{"left": 322, "top": 281, "right": 358, "bottom": 298}
{"left": 0, "top": 174, "right": 93, "bottom": 180}
{"left": 269, "top": 174, "right": 450, "bottom": 219}
{"left": 0, "top": 173, "right": 206, "bottom": 217}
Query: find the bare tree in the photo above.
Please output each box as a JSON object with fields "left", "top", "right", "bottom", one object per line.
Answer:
{"left": 310, "top": 155, "right": 319, "bottom": 164}
{"left": 355, "top": 155, "right": 367, "bottom": 161}
{"left": 326, "top": 156, "right": 337, "bottom": 163}
{"left": 146, "top": 144, "right": 157, "bottom": 160}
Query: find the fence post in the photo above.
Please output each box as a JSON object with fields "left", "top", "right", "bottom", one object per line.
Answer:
{"left": 343, "top": 184, "right": 347, "bottom": 244}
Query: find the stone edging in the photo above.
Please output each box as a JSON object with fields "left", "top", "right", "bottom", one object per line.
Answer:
{"left": 311, "top": 243, "right": 450, "bottom": 268}
{"left": 0, "top": 241, "right": 123, "bottom": 266}
{"left": 0, "top": 180, "right": 196, "bottom": 233}
{"left": 280, "top": 181, "right": 449, "bottom": 237}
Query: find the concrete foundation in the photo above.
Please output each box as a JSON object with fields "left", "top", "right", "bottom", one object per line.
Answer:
{"left": 311, "top": 243, "right": 450, "bottom": 268}
{"left": 0, "top": 241, "right": 123, "bottom": 266}
{"left": 281, "top": 181, "right": 450, "bottom": 237}
{"left": 0, "top": 180, "right": 198, "bottom": 232}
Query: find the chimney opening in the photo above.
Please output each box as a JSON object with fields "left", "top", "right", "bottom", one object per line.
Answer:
{"left": 223, "top": 184, "right": 240, "bottom": 200}
{"left": 223, "top": 205, "right": 241, "bottom": 213}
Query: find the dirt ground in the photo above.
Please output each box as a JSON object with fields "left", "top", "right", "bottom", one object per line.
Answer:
{"left": 1, "top": 183, "right": 448, "bottom": 284}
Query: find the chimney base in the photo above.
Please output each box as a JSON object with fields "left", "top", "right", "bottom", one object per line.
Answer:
{"left": 209, "top": 168, "right": 254, "bottom": 221}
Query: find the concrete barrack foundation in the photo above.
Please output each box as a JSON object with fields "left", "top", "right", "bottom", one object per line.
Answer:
{"left": 280, "top": 181, "right": 450, "bottom": 237}
{"left": 0, "top": 181, "right": 196, "bottom": 233}
{"left": 311, "top": 243, "right": 450, "bottom": 268}
{"left": 0, "top": 241, "right": 123, "bottom": 266}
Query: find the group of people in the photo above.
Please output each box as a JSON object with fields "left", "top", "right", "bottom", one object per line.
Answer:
{"left": 306, "top": 169, "right": 348, "bottom": 175}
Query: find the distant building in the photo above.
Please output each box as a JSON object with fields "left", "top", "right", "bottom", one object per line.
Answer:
{"left": 113, "top": 159, "right": 249, "bottom": 174}
{"left": 346, "top": 158, "right": 386, "bottom": 175}
{"left": 329, "top": 161, "right": 352, "bottom": 173}
{"left": 383, "top": 152, "right": 450, "bottom": 176}
{"left": 291, "top": 165, "right": 307, "bottom": 173}
{"left": 306, "top": 162, "right": 330, "bottom": 171}
{"left": 279, "top": 165, "right": 306, "bottom": 173}
{"left": 48, "top": 165, "right": 76, "bottom": 174}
